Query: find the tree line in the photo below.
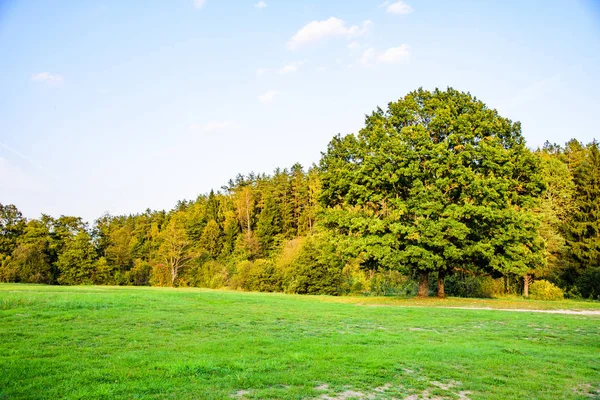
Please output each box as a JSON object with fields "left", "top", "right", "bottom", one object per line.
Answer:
{"left": 1, "top": 88, "right": 598, "bottom": 298}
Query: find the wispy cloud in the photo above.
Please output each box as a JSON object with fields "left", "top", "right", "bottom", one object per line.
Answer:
{"left": 287, "top": 17, "right": 371, "bottom": 50}
{"left": 381, "top": 1, "right": 413, "bottom": 14}
{"left": 257, "top": 62, "right": 303, "bottom": 76}
{"left": 31, "top": 72, "right": 63, "bottom": 85}
{"left": 254, "top": 1, "right": 267, "bottom": 9}
{"left": 193, "top": 0, "right": 206, "bottom": 10}
{"left": 0, "top": 140, "right": 55, "bottom": 181}
{"left": 0, "top": 157, "right": 48, "bottom": 193}
{"left": 360, "top": 45, "right": 410, "bottom": 66}
{"left": 361, "top": 48, "right": 376, "bottom": 65}
{"left": 347, "top": 41, "right": 361, "bottom": 50}
{"left": 258, "top": 90, "right": 279, "bottom": 103}
{"left": 378, "top": 45, "right": 410, "bottom": 63}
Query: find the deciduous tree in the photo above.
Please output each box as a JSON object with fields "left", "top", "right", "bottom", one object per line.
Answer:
{"left": 320, "top": 88, "right": 545, "bottom": 297}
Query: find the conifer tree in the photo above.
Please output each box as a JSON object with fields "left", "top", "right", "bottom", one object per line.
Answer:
{"left": 563, "top": 141, "right": 600, "bottom": 297}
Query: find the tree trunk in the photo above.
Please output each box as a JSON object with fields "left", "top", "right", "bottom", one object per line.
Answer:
{"left": 417, "top": 271, "right": 429, "bottom": 297}
{"left": 170, "top": 265, "right": 177, "bottom": 286}
{"left": 437, "top": 271, "right": 446, "bottom": 298}
{"left": 523, "top": 274, "right": 530, "bottom": 298}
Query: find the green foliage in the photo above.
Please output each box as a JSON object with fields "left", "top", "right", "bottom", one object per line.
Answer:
{"left": 0, "top": 203, "right": 26, "bottom": 256}
{"left": 562, "top": 142, "right": 600, "bottom": 288}
{"left": 287, "top": 236, "right": 343, "bottom": 295}
{"left": 130, "top": 258, "right": 152, "bottom": 286}
{"left": 256, "top": 195, "right": 282, "bottom": 254}
{"left": 156, "top": 213, "right": 193, "bottom": 286}
{"left": 1, "top": 89, "right": 597, "bottom": 300}
{"left": 92, "top": 257, "right": 115, "bottom": 285}
{"left": 367, "top": 271, "right": 415, "bottom": 297}
{"left": 529, "top": 279, "right": 565, "bottom": 301}
{"left": 534, "top": 148, "right": 576, "bottom": 277}
{"left": 319, "top": 88, "right": 545, "bottom": 294}
{"left": 56, "top": 231, "right": 96, "bottom": 285}
{"left": 149, "top": 263, "right": 171, "bottom": 287}
{"left": 231, "top": 259, "right": 282, "bottom": 292}
{"left": 443, "top": 274, "right": 505, "bottom": 298}
{"left": 7, "top": 220, "right": 53, "bottom": 284}
{"left": 574, "top": 268, "right": 600, "bottom": 300}
{"left": 192, "top": 260, "right": 230, "bottom": 289}
{"left": 199, "top": 220, "right": 222, "bottom": 259}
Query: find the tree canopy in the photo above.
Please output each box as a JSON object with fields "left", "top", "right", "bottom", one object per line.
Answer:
{"left": 0, "top": 88, "right": 597, "bottom": 299}
{"left": 319, "top": 88, "right": 545, "bottom": 296}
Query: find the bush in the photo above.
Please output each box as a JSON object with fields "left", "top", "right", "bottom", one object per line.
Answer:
{"left": 129, "top": 259, "right": 152, "bottom": 286}
{"left": 340, "top": 260, "right": 369, "bottom": 295}
{"left": 193, "top": 260, "right": 230, "bottom": 289}
{"left": 529, "top": 279, "right": 564, "bottom": 300}
{"left": 575, "top": 268, "right": 600, "bottom": 300}
{"left": 149, "top": 263, "right": 171, "bottom": 287}
{"left": 480, "top": 277, "right": 505, "bottom": 298}
{"left": 231, "top": 259, "right": 282, "bottom": 292}
{"left": 368, "top": 271, "right": 414, "bottom": 296}
{"left": 444, "top": 274, "right": 505, "bottom": 298}
{"left": 287, "top": 237, "right": 343, "bottom": 295}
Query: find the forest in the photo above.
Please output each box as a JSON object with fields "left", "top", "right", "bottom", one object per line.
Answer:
{"left": 1, "top": 88, "right": 599, "bottom": 299}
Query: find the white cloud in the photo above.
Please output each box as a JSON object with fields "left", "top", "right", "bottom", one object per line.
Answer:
{"left": 316, "top": 66, "right": 326, "bottom": 73}
{"left": 378, "top": 44, "right": 410, "bottom": 63}
{"left": 254, "top": 1, "right": 267, "bottom": 8}
{"left": 258, "top": 62, "right": 302, "bottom": 76}
{"left": 360, "top": 47, "right": 376, "bottom": 65}
{"left": 384, "top": 1, "right": 413, "bottom": 14}
{"left": 277, "top": 61, "right": 303, "bottom": 74}
{"left": 278, "top": 65, "right": 297, "bottom": 74}
{"left": 258, "top": 90, "right": 279, "bottom": 103}
{"left": 193, "top": 0, "right": 206, "bottom": 10}
{"left": 287, "top": 17, "right": 371, "bottom": 49}
{"left": 31, "top": 72, "right": 63, "bottom": 85}
{"left": 359, "top": 45, "right": 410, "bottom": 66}
{"left": 347, "top": 41, "right": 360, "bottom": 50}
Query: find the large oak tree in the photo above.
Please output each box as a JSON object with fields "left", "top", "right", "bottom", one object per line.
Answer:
{"left": 319, "top": 88, "right": 545, "bottom": 297}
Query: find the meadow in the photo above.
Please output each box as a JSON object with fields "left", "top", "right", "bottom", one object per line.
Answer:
{"left": 1, "top": 284, "right": 599, "bottom": 399}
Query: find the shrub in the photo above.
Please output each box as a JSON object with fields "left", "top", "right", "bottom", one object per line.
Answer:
{"left": 480, "top": 277, "right": 505, "bottom": 298}
{"left": 129, "top": 259, "right": 152, "bottom": 286}
{"left": 529, "top": 279, "right": 564, "bottom": 300}
{"left": 231, "top": 259, "right": 282, "bottom": 292}
{"left": 444, "top": 274, "right": 505, "bottom": 298}
{"left": 149, "top": 263, "right": 171, "bottom": 287}
{"left": 287, "top": 237, "right": 343, "bottom": 295}
{"left": 340, "top": 260, "right": 369, "bottom": 295}
{"left": 368, "top": 271, "right": 414, "bottom": 296}
{"left": 194, "top": 260, "right": 230, "bottom": 289}
{"left": 575, "top": 268, "right": 600, "bottom": 300}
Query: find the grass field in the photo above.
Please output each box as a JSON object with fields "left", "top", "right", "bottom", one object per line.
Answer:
{"left": 1, "top": 284, "right": 599, "bottom": 399}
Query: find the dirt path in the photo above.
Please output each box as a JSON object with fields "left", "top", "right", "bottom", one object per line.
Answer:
{"left": 357, "top": 303, "right": 600, "bottom": 315}
{"left": 444, "top": 306, "right": 600, "bottom": 315}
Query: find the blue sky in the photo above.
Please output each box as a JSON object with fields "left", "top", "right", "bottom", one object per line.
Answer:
{"left": 1, "top": 0, "right": 599, "bottom": 222}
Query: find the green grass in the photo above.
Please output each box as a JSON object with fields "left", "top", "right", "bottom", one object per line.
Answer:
{"left": 1, "top": 284, "right": 599, "bottom": 399}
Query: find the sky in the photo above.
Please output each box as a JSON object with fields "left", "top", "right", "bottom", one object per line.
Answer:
{"left": 1, "top": 0, "right": 599, "bottom": 223}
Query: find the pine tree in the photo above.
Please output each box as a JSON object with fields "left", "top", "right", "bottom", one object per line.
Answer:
{"left": 563, "top": 141, "right": 600, "bottom": 297}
